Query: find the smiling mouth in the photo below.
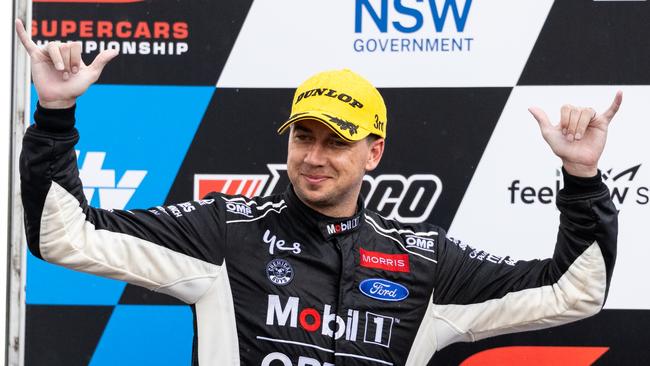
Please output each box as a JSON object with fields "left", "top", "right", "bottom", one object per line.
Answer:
{"left": 302, "top": 174, "right": 329, "bottom": 184}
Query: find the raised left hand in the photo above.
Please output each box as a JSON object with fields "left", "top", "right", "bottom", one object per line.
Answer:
{"left": 528, "top": 91, "right": 623, "bottom": 177}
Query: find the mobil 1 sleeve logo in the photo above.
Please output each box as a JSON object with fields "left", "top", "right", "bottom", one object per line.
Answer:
{"left": 195, "top": 164, "right": 442, "bottom": 223}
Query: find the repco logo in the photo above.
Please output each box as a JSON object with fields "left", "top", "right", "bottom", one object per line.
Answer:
{"left": 195, "top": 165, "right": 442, "bottom": 223}
{"left": 266, "top": 295, "right": 395, "bottom": 347}
{"left": 361, "top": 174, "right": 442, "bottom": 223}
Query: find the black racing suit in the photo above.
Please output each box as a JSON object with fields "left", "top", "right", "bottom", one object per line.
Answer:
{"left": 21, "top": 104, "right": 618, "bottom": 366}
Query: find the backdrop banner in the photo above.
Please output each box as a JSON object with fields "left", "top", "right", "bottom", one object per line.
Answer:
{"left": 25, "top": 0, "right": 650, "bottom": 365}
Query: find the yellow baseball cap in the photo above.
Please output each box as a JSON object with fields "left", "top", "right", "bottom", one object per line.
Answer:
{"left": 277, "top": 69, "right": 387, "bottom": 141}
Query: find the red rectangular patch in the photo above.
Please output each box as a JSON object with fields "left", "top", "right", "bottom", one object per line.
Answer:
{"left": 360, "top": 248, "right": 410, "bottom": 273}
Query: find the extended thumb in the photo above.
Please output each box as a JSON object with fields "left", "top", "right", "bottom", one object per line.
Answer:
{"left": 90, "top": 48, "right": 119, "bottom": 72}
{"left": 528, "top": 107, "right": 552, "bottom": 130}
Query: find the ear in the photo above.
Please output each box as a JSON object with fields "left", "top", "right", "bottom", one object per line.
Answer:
{"left": 365, "top": 138, "right": 385, "bottom": 171}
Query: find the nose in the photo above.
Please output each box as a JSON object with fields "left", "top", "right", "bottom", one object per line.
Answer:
{"left": 303, "top": 142, "right": 327, "bottom": 167}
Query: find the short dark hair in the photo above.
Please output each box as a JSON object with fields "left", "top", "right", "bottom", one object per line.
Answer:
{"left": 366, "top": 134, "right": 382, "bottom": 144}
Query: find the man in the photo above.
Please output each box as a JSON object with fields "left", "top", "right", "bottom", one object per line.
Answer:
{"left": 16, "top": 19, "right": 619, "bottom": 366}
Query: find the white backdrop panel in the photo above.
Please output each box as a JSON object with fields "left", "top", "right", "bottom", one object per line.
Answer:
{"left": 450, "top": 85, "right": 650, "bottom": 309}
{"left": 218, "top": 0, "right": 553, "bottom": 88}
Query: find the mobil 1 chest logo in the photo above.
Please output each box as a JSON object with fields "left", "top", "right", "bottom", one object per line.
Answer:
{"left": 266, "top": 295, "right": 398, "bottom": 348}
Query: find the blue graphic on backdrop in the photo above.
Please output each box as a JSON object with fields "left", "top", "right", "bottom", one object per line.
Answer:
{"left": 27, "top": 84, "right": 213, "bottom": 365}
{"left": 27, "top": 84, "right": 213, "bottom": 305}
{"left": 89, "top": 305, "right": 193, "bottom": 366}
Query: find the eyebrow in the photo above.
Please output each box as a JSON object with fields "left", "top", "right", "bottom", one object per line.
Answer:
{"left": 293, "top": 125, "right": 311, "bottom": 133}
{"left": 293, "top": 124, "right": 342, "bottom": 140}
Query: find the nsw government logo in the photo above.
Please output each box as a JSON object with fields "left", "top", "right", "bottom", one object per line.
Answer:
{"left": 354, "top": 0, "right": 474, "bottom": 54}
{"left": 266, "top": 259, "right": 294, "bottom": 286}
{"left": 359, "top": 279, "right": 409, "bottom": 302}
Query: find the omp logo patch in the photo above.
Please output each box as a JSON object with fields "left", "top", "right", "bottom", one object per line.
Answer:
{"left": 77, "top": 150, "right": 147, "bottom": 210}
{"left": 404, "top": 235, "right": 435, "bottom": 254}
{"left": 225, "top": 201, "right": 253, "bottom": 217}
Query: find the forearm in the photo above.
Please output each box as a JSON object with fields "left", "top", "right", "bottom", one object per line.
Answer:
{"left": 19, "top": 104, "right": 225, "bottom": 303}
{"left": 429, "top": 170, "right": 617, "bottom": 345}
{"left": 20, "top": 104, "right": 81, "bottom": 258}
{"left": 555, "top": 168, "right": 617, "bottom": 299}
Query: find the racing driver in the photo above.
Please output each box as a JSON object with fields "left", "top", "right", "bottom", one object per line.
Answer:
{"left": 16, "top": 19, "right": 619, "bottom": 366}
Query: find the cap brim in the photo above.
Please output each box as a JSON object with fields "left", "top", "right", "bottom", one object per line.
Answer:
{"left": 277, "top": 111, "right": 371, "bottom": 142}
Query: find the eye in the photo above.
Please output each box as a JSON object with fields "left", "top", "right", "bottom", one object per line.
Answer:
{"left": 329, "top": 138, "right": 350, "bottom": 148}
{"left": 293, "top": 133, "right": 312, "bottom": 142}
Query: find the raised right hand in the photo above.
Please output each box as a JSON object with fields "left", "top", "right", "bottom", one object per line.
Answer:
{"left": 15, "top": 19, "right": 118, "bottom": 109}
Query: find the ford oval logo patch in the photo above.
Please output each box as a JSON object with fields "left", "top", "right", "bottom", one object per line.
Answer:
{"left": 359, "top": 279, "right": 409, "bottom": 302}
